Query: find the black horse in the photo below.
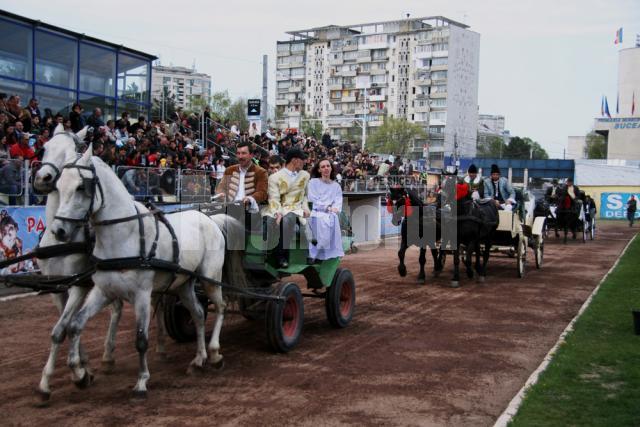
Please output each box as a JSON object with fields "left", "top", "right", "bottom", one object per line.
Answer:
{"left": 554, "top": 187, "right": 583, "bottom": 244}
{"left": 388, "top": 186, "right": 443, "bottom": 284}
{"left": 439, "top": 176, "right": 499, "bottom": 287}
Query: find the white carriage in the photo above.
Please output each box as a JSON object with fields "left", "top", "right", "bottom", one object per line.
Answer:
{"left": 490, "top": 189, "right": 545, "bottom": 277}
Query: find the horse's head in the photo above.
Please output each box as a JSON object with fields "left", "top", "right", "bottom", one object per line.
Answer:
{"left": 34, "top": 124, "right": 88, "bottom": 193}
{"left": 50, "top": 146, "right": 103, "bottom": 242}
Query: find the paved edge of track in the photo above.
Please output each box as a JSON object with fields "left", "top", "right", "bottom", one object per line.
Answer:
{"left": 493, "top": 233, "right": 638, "bottom": 427}
{"left": 0, "top": 291, "right": 38, "bottom": 303}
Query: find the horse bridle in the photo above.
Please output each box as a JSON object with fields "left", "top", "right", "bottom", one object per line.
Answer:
{"left": 37, "top": 132, "right": 85, "bottom": 186}
{"left": 53, "top": 159, "right": 105, "bottom": 224}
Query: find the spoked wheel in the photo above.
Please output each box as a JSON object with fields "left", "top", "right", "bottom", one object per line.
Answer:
{"left": 326, "top": 268, "right": 356, "bottom": 328}
{"left": 534, "top": 236, "right": 544, "bottom": 269}
{"left": 517, "top": 236, "right": 527, "bottom": 278}
{"left": 163, "top": 295, "right": 208, "bottom": 343}
{"left": 266, "top": 282, "right": 304, "bottom": 353}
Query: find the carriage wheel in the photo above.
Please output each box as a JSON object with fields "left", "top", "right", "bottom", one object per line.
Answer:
{"left": 534, "top": 236, "right": 544, "bottom": 269}
{"left": 517, "top": 236, "right": 527, "bottom": 278}
{"left": 326, "top": 268, "right": 356, "bottom": 329}
{"left": 163, "top": 295, "right": 208, "bottom": 343}
{"left": 266, "top": 282, "right": 304, "bottom": 353}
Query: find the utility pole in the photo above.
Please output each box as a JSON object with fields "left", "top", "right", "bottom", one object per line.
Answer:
{"left": 361, "top": 87, "right": 367, "bottom": 151}
{"left": 261, "top": 54, "right": 268, "bottom": 133}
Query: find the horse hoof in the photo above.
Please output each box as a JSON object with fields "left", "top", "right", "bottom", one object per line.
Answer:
{"left": 73, "top": 371, "right": 94, "bottom": 389}
{"left": 398, "top": 265, "right": 407, "bottom": 277}
{"left": 187, "top": 362, "right": 207, "bottom": 376}
{"left": 34, "top": 388, "right": 51, "bottom": 407}
{"left": 417, "top": 277, "right": 426, "bottom": 285}
{"left": 212, "top": 357, "right": 225, "bottom": 371}
{"left": 101, "top": 360, "right": 116, "bottom": 375}
{"left": 131, "top": 389, "right": 148, "bottom": 400}
{"left": 450, "top": 281, "right": 460, "bottom": 288}
{"left": 477, "top": 276, "right": 486, "bottom": 283}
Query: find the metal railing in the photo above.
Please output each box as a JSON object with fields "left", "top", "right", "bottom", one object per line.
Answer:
{"left": 3, "top": 162, "right": 435, "bottom": 207}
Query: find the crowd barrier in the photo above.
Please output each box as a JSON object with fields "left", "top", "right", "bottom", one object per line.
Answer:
{"left": 1, "top": 161, "right": 433, "bottom": 207}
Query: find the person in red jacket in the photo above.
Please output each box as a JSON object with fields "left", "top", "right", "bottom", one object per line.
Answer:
{"left": 9, "top": 133, "right": 35, "bottom": 160}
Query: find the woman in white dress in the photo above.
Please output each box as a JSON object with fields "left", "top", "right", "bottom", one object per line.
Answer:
{"left": 308, "top": 159, "right": 344, "bottom": 261}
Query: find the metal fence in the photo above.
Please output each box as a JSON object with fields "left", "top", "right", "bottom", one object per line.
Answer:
{"left": 1, "top": 162, "right": 433, "bottom": 207}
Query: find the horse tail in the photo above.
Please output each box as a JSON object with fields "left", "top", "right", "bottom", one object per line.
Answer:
{"left": 210, "top": 214, "right": 249, "bottom": 295}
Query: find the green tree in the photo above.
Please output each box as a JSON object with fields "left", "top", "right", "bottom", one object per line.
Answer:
{"left": 367, "top": 117, "right": 427, "bottom": 156}
{"left": 300, "top": 114, "right": 323, "bottom": 138}
{"left": 227, "top": 98, "right": 249, "bottom": 132}
{"left": 210, "top": 90, "right": 232, "bottom": 119}
{"left": 503, "top": 136, "right": 549, "bottom": 159}
{"left": 477, "top": 135, "right": 507, "bottom": 158}
{"left": 150, "top": 87, "right": 177, "bottom": 121}
{"left": 585, "top": 132, "right": 607, "bottom": 159}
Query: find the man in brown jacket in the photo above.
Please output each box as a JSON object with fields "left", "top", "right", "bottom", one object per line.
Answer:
{"left": 215, "top": 141, "right": 268, "bottom": 212}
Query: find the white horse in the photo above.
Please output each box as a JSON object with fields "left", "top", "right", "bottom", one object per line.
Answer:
{"left": 50, "top": 147, "right": 236, "bottom": 398}
{"left": 33, "top": 125, "right": 123, "bottom": 401}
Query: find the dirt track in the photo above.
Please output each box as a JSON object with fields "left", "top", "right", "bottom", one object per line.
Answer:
{"left": 0, "top": 222, "right": 636, "bottom": 426}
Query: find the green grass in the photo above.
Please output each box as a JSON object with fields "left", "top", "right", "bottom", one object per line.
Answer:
{"left": 510, "top": 235, "right": 640, "bottom": 427}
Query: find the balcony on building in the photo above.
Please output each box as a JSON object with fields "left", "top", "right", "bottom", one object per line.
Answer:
{"left": 356, "top": 50, "right": 371, "bottom": 63}
{"left": 329, "top": 56, "right": 344, "bottom": 66}
{"left": 328, "top": 80, "right": 342, "bottom": 90}
{"left": 277, "top": 43, "right": 291, "bottom": 56}
{"left": 336, "top": 69, "right": 356, "bottom": 77}
{"left": 369, "top": 94, "right": 386, "bottom": 102}
{"left": 275, "top": 98, "right": 288, "bottom": 106}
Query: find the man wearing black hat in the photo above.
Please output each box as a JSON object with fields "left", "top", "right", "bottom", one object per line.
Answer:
{"left": 262, "top": 148, "right": 313, "bottom": 267}
{"left": 483, "top": 164, "right": 515, "bottom": 210}
{"left": 464, "top": 163, "right": 484, "bottom": 200}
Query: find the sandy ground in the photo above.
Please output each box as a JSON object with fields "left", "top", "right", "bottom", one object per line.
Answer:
{"left": 0, "top": 221, "right": 635, "bottom": 426}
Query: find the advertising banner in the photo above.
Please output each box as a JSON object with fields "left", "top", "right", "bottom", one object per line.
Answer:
{"left": 600, "top": 192, "right": 640, "bottom": 219}
{"left": 0, "top": 206, "right": 46, "bottom": 274}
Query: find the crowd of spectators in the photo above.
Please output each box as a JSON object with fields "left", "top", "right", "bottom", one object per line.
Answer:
{"left": 0, "top": 93, "right": 421, "bottom": 202}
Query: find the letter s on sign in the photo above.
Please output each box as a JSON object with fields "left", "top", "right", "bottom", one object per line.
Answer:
{"left": 607, "top": 194, "right": 623, "bottom": 210}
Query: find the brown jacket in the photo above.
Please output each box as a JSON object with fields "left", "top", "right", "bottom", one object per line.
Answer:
{"left": 216, "top": 163, "right": 268, "bottom": 203}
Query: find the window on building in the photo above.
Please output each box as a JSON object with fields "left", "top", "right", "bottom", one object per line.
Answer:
{"left": 117, "top": 53, "right": 149, "bottom": 102}
{"left": 35, "top": 30, "right": 77, "bottom": 89}
{"left": 80, "top": 42, "right": 116, "bottom": 97}
{"left": 35, "top": 84, "right": 75, "bottom": 116}
{"left": 0, "top": 19, "right": 32, "bottom": 80}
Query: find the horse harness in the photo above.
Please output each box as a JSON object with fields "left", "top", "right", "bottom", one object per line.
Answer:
{"left": 49, "top": 159, "right": 280, "bottom": 301}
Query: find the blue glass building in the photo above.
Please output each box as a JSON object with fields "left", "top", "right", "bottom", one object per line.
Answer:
{"left": 0, "top": 9, "right": 156, "bottom": 122}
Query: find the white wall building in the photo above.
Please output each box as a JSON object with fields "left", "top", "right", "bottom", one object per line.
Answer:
{"left": 566, "top": 135, "right": 587, "bottom": 159}
{"left": 593, "top": 46, "right": 640, "bottom": 160}
{"left": 276, "top": 17, "right": 480, "bottom": 168}
{"left": 151, "top": 65, "right": 212, "bottom": 111}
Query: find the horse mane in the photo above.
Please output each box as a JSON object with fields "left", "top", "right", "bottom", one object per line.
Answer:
{"left": 405, "top": 188, "right": 424, "bottom": 207}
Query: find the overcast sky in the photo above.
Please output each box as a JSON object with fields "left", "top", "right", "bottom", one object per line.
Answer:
{"left": 2, "top": 0, "right": 639, "bottom": 157}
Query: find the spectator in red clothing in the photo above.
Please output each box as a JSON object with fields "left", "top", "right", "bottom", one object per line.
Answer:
{"left": 9, "top": 133, "right": 36, "bottom": 160}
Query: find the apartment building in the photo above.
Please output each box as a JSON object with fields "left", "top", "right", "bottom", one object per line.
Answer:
{"left": 276, "top": 16, "right": 480, "bottom": 167}
{"left": 151, "top": 65, "right": 212, "bottom": 111}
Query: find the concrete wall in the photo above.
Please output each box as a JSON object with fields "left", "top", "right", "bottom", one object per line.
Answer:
{"left": 578, "top": 185, "right": 640, "bottom": 218}
{"left": 445, "top": 25, "right": 481, "bottom": 160}
{"left": 618, "top": 47, "right": 640, "bottom": 115}
{"left": 566, "top": 135, "right": 586, "bottom": 159}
